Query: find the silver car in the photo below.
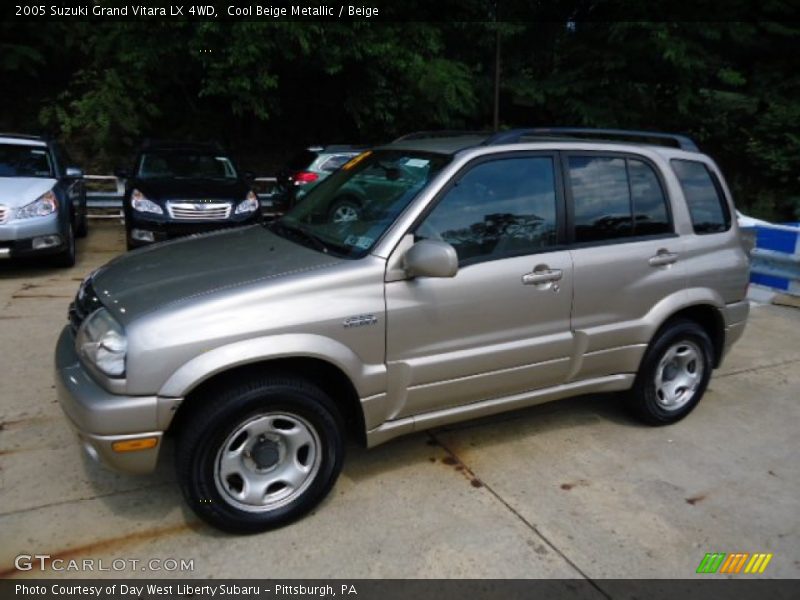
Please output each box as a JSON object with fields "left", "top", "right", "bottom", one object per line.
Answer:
{"left": 56, "top": 128, "right": 750, "bottom": 532}
{"left": 0, "top": 134, "right": 88, "bottom": 267}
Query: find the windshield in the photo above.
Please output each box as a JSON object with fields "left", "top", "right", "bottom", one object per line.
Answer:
{"left": 136, "top": 151, "right": 238, "bottom": 180}
{"left": 274, "top": 150, "right": 450, "bottom": 258}
{"left": 0, "top": 144, "right": 54, "bottom": 178}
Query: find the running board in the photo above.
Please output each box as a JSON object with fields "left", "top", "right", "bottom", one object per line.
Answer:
{"left": 365, "top": 373, "right": 634, "bottom": 447}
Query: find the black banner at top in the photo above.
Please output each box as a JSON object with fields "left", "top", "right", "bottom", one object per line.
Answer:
{"left": 3, "top": 0, "right": 800, "bottom": 22}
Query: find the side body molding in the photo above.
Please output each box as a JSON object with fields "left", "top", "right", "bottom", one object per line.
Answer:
{"left": 158, "top": 333, "right": 386, "bottom": 400}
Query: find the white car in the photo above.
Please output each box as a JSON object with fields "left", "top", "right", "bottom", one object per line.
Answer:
{"left": 0, "top": 134, "right": 87, "bottom": 267}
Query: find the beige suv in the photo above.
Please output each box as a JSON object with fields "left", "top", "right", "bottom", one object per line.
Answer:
{"left": 56, "top": 128, "right": 750, "bottom": 532}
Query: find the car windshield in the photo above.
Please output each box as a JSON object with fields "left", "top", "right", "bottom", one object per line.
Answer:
{"left": 273, "top": 150, "right": 450, "bottom": 258}
{"left": 0, "top": 144, "right": 54, "bottom": 178}
{"left": 137, "top": 151, "right": 238, "bottom": 179}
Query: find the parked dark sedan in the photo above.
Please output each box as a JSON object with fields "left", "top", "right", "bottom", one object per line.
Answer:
{"left": 118, "top": 142, "right": 261, "bottom": 250}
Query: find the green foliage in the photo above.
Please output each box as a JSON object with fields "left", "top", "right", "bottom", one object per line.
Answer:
{"left": 0, "top": 11, "right": 797, "bottom": 219}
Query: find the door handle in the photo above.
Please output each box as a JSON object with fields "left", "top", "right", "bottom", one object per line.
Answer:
{"left": 648, "top": 250, "right": 679, "bottom": 267}
{"left": 522, "top": 268, "right": 562, "bottom": 285}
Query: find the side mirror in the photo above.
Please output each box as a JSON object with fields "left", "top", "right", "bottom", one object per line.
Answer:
{"left": 403, "top": 240, "right": 458, "bottom": 279}
{"left": 243, "top": 170, "right": 256, "bottom": 181}
{"left": 114, "top": 167, "right": 129, "bottom": 179}
{"left": 65, "top": 166, "right": 84, "bottom": 178}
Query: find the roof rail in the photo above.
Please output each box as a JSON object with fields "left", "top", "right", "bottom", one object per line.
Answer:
{"left": 483, "top": 128, "right": 699, "bottom": 152}
{"left": 392, "top": 130, "right": 491, "bottom": 143}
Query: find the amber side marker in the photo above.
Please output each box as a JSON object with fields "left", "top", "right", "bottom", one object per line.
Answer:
{"left": 112, "top": 437, "right": 159, "bottom": 453}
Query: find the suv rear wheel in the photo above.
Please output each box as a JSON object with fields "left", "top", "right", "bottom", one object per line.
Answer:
{"left": 627, "top": 319, "right": 713, "bottom": 425}
{"left": 175, "top": 376, "right": 344, "bottom": 533}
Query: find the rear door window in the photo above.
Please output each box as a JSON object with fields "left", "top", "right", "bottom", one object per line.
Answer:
{"left": 629, "top": 159, "right": 671, "bottom": 236}
{"left": 566, "top": 155, "right": 672, "bottom": 243}
{"left": 568, "top": 156, "right": 633, "bottom": 242}
{"left": 671, "top": 159, "right": 731, "bottom": 234}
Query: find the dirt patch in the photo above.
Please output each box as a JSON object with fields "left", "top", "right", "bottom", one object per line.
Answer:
{"left": 685, "top": 494, "right": 707, "bottom": 505}
{"left": 560, "top": 479, "right": 590, "bottom": 491}
{"left": 11, "top": 293, "right": 72, "bottom": 299}
{"left": 431, "top": 442, "right": 486, "bottom": 491}
{"left": 0, "top": 521, "right": 200, "bottom": 578}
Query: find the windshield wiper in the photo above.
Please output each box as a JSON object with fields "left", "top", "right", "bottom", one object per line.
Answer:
{"left": 269, "top": 221, "right": 331, "bottom": 254}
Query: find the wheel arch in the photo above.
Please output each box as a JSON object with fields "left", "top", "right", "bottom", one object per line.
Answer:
{"left": 652, "top": 303, "right": 726, "bottom": 368}
{"left": 167, "top": 357, "right": 367, "bottom": 446}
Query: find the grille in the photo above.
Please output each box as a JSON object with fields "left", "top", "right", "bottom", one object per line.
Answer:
{"left": 69, "top": 279, "right": 103, "bottom": 333}
{"left": 0, "top": 205, "right": 8, "bottom": 224}
{"left": 167, "top": 202, "right": 231, "bottom": 221}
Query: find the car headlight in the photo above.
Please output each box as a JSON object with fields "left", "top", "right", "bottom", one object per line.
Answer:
{"left": 131, "top": 189, "right": 163, "bottom": 214}
{"left": 76, "top": 308, "right": 127, "bottom": 378}
{"left": 235, "top": 191, "right": 259, "bottom": 214}
{"left": 16, "top": 190, "right": 57, "bottom": 219}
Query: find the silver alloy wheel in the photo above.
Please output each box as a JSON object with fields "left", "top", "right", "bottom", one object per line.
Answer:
{"left": 332, "top": 204, "right": 359, "bottom": 222}
{"left": 214, "top": 412, "right": 322, "bottom": 513}
{"left": 654, "top": 340, "right": 704, "bottom": 410}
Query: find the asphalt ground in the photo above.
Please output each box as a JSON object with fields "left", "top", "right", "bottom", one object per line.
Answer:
{"left": 0, "top": 220, "right": 798, "bottom": 580}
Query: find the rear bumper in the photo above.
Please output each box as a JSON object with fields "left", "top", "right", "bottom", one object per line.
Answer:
{"left": 54, "top": 326, "right": 180, "bottom": 474}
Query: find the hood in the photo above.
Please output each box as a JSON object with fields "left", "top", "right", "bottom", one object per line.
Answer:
{"left": 0, "top": 177, "right": 57, "bottom": 208}
{"left": 131, "top": 177, "right": 249, "bottom": 201}
{"left": 91, "top": 225, "right": 343, "bottom": 323}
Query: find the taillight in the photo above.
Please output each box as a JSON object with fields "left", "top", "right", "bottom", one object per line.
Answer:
{"left": 293, "top": 171, "right": 319, "bottom": 185}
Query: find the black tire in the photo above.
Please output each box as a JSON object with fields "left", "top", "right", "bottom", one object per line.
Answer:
{"left": 627, "top": 319, "right": 714, "bottom": 425}
{"left": 175, "top": 376, "right": 344, "bottom": 534}
{"left": 75, "top": 211, "right": 89, "bottom": 238}
{"left": 125, "top": 225, "right": 137, "bottom": 251}
{"left": 327, "top": 197, "right": 360, "bottom": 223}
{"left": 52, "top": 219, "right": 76, "bottom": 268}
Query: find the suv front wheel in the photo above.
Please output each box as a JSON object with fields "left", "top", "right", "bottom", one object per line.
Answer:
{"left": 176, "top": 376, "right": 344, "bottom": 533}
{"left": 627, "top": 319, "right": 714, "bottom": 425}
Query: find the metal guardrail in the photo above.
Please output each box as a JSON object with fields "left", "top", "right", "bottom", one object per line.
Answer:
{"left": 738, "top": 212, "right": 800, "bottom": 297}
{"left": 84, "top": 175, "right": 281, "bottom": 216}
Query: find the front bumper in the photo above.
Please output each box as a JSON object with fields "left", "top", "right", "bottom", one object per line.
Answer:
{"left": 126, "top": 211, "right": 261, "bottom": 247}
{"left": 55, "top": 326, "right": 181, "bottom": 474}
{"left": 0, "top": 213, "right": 66, "bottom": 258}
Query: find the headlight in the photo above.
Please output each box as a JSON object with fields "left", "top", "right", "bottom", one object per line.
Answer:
{"left": 235, "top": 191, "right": 259, "bottom": 214}
{"left": 76, "top": 308, "right": 127, "bottom": 377}
{"left": 131, "top": 189, "right": 163, "bottom": 214}
{"left": 16, "top": 190, "right": 57, "bottom": 219}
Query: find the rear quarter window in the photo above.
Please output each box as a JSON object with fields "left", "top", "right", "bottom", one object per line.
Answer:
{"left": 671, "top": 159, "right": 731, "bottom": 234}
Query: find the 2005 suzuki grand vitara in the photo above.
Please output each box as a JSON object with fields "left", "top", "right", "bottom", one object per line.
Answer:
{"left": 56, "top": 128, "right": 750, "bottom": 532}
